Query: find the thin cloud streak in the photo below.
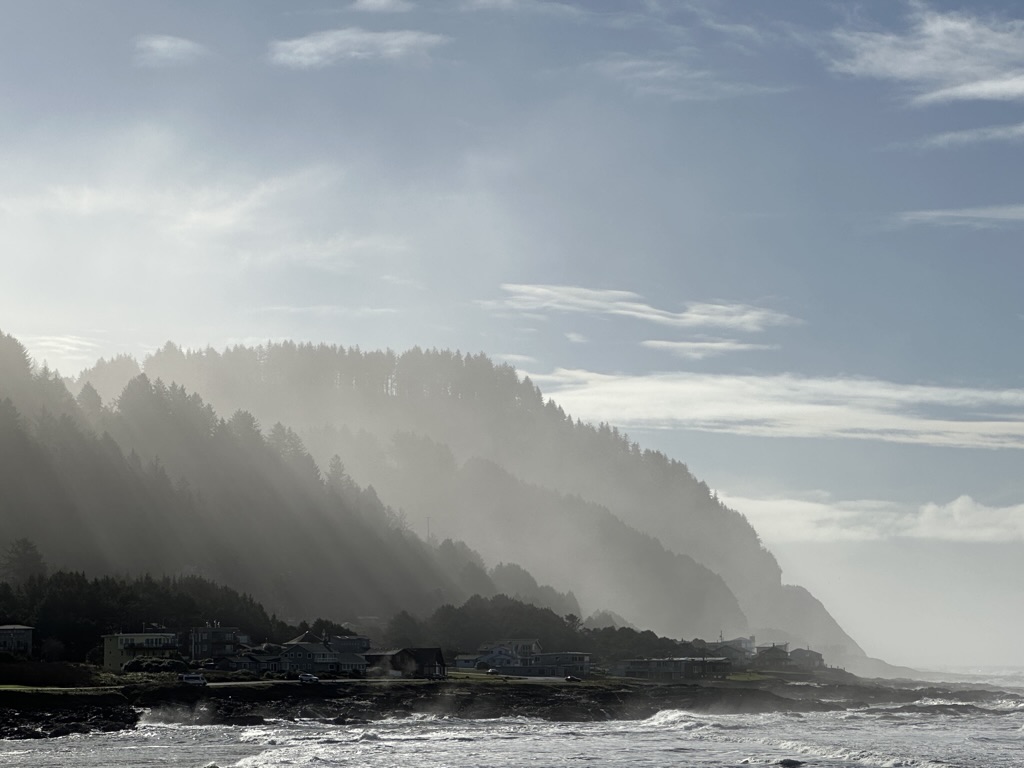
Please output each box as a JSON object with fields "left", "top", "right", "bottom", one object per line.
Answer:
{"left": 591, "top": 54, "right": 788, "bottom": 101}
{"left": 916, "top": 120, "right": 1024, "bottom": 149}
{"left": 830, "top": 3, "right": 1024, "bottom": 104}
{"left": 901, "top": 203, "right": 1024, "bottom": 226}
{"left": 528, "top": 368, "right": 1024, "bottom": 450}
{"left": 642, "top": 339, "right": 777, "bottom": 359}
{"left": 269, "top": 28, "right": 449, "bottom": 68}
{"left": 133, "top": 35, "right": 207, "bottom": 67}
{"left": 722, "top": 492, "right": 1024, "bottom": 544}
{"left": 349, "top": 0, "right": 415, "bottom": 12}
{"left": 496, "top": 284, "right": 798, "bottom": 332}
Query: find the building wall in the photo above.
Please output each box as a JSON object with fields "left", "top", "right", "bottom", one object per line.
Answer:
{"left": 0, "top": 626, "right": 33, "bottom": 657}
{"left": 102, "top": 633, "right": 178, "bottom": 671}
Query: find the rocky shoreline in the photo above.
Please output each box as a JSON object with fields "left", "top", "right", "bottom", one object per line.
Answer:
{"left": 2, "top": 676, "right": 1018, "bottom": 740}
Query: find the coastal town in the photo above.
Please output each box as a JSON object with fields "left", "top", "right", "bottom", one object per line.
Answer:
{"left": 2, "top": 621, "right": 828, "bottom": 683}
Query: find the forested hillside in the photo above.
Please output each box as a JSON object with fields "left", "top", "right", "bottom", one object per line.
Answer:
{"left": 73, "top": 340, "right": 863, "bottom": 660}
{"left": 0, "top": 331, "right": 576, "bottom": 628}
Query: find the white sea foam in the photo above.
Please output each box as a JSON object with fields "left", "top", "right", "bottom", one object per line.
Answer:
{"left": 2, "top": 697, "right": 1023, "bottom": 768}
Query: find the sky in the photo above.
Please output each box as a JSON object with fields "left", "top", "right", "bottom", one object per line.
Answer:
{"left": 3, "top": 0, "right": 1023, "bottom": 670}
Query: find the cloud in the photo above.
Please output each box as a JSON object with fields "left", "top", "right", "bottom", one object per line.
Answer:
{"left": 349, "top": 0, "right": 415, "bottom": 11}
{"left": 494, "top": 352, "right": 537, "bottom": 365}
{"left": 565, "top": 332, "right": 588, "bottom": 344}
{"left": 20, "top": 334, "right": 103, "bottom": 371}
{"left": 460, "top": 0, "right": 583, "bottom": 17}
{"left": 525, "top": 368, "right": 1024, "bottom": 450}
{"left": 915, "top": 120, "right": 1024, "bottom": 149}
{"left": 642, "top": 339, "right": 776, "bottom": 359}
{"left": 591, "top": 53, "right": 787, "bottom": 101}
{"left": 133, "top": 35, "right": 207, "bottom": 67}
{"left": 900, "top": 203, "right": 1024, "bottom": 227}
{"left": 830, "top": 3, "right": 1024, "bottom": 104}
{"left": 493, "top": 284, "right": 798, "bottom": 332}
{"left": 269, "top": 27, "right": 448, "bottom": 68}
{"left": 721, "top": 491, "right": 1024, "bottom": 544}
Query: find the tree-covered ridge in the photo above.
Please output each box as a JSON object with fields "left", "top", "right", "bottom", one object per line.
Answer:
{"left": 0, "top": 569, "right": 296, "bottom": 662}
{"left": 0, "top": 331, "right": 576, "bottom": 627}
{"left": 84, "top": 339, "right": 861, "bottom": 658}
{"left": 385, "top": 594, "right": 707, "bottom": 664}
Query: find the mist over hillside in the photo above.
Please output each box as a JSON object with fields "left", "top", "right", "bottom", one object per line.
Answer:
{"left": 0, "top": 331, "right": 577, "bottom": 628}
{"left": 69, "top": 340, "right": 863, "bottom": 661}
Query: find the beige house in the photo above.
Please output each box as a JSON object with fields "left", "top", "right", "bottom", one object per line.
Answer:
{"left": 102, "top": 631, "right": 178, "bottom": 671}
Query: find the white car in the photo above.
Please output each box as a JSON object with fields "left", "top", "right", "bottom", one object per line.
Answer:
{"left": 298, "top": 673, "right": 320, "bottom": 684}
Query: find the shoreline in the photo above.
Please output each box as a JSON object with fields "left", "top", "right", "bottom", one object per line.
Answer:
{"left": 2, "top": 675, "right": 1020, "bottom": 740}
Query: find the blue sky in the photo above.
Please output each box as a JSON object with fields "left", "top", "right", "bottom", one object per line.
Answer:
{"left": 4, "top": 0, "right": 1024, "bottom": 668}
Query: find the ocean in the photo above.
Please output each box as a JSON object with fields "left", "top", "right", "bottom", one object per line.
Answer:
{"left": 2, "top": 689, "right": 1022, "bottom": 768}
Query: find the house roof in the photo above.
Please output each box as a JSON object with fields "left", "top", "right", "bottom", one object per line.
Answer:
{"left": 0, "top": 625, "right": 33, "bottom": 630}
{"left": 285, "top": 631, "right": 324, "bottom": 645}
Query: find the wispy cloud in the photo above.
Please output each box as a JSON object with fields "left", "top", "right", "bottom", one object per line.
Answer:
{"left": 565, "top": 332, "right": 588, "bottom": 344}
{"left": 900, "top": 203, "right": 1024, "bottom": 227}
{"left": 527, "top": 368, "right": 1024, "bottom": 450}
{"left": 269, "top": 27, "right": 449, "bottom": 68}
{"left": 830, "top": 3, "right": 1024, "bottom": 105}
{"left": 133, "top": 35, "right": 207, "bottom": 67}
{"left": 722, "top": 491, "right": 1024, "bottom": 544}
{"left": 460, "top": 0, "right": 583, "bottom": 18}
{"left": 915, "top": 120, "right": 1024, "bottom": 149}
{"left": 642, "top": 339, "right": 777, "bottom": 360}
{"left": 591, "top": 53, "right": 787, "bottom": 101}
{"left": 492, "top": 284, "right": 798, "bottom": 332}
{"left": 349, "top": 0, "right": 415, "bottom": 12}
{"left": 21, "top": 334, "right": 103, "bottom": 371}
{"left": 494, "top": 352, "right": 537, "bottom": 366}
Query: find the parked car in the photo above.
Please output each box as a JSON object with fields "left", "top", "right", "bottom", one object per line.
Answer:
{"left": 298, "top": 673, "right": 320, "bottom": 684}
{"left": 565, "top": 675, "right": 581, "bottom": 682}
{"left": 486, "top": 668, "right": 499, "bottom": 675}
{"left": 179, "top": 674, "right": 208, "bottom": 686}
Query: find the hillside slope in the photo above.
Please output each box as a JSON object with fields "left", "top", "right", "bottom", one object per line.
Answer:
{"left": 0, "top": 331, "right": 575, "bottom": 627}
{"left": 89, "top": 341, "right": 866, "bottom": 659}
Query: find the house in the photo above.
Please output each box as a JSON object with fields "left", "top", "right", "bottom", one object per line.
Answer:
{"left": 279, "top": 632, "right": 369, "bottom": 676}
{"left": 189, "top": 625, "right": 246, "bottom": 660}
{"left": 460, "top": 638, "right": 542, "bottom": 670}
{"left": 790, "top": 648, "right": 825, "bottom": 671}
{"left": 752, "top": 644, "right": 792, "bottom": 670}
{"left": 508, "top": 651, "right": 591, "bottom": 678}
{"left": 610, "top": 656, "right": 731, "bottom": 681}
{"left": 327, "top": 635, "right": 372, "bottom": 654}
{"left": 455, "top": 653, "right": 484, "bottom": 671}
{"left": 102, "top": 631, "right": 179, "bottom": 671}
{"left": 709, "top": 643, "right": 750, "bottom": 668}
{"left": 364, "top": 647, "right": 446, "bottom": 678}
{"left": 217, "top": 652, "right": 282, "bottom": 673}
{"left": 0, "top": 625, "right": 33, "bottom": 657}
